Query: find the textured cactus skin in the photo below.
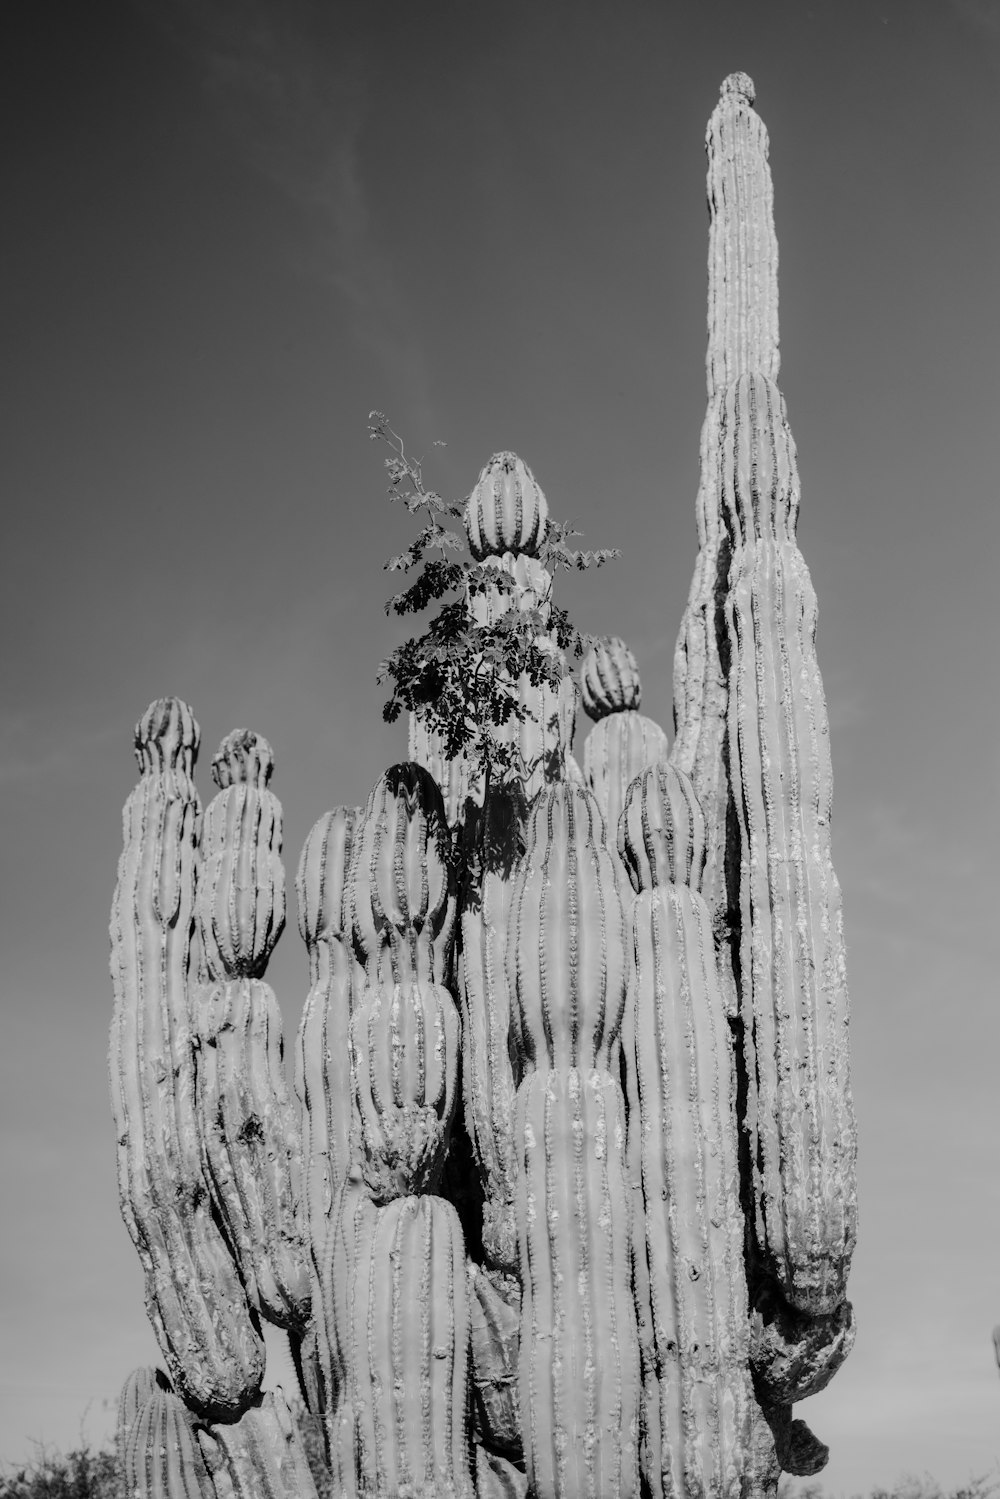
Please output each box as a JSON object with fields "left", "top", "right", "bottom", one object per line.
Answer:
{"left": 295, "top": 808, "right": 364, "bottom": 1261}
{"left": 320, "top": 1184, "right": 474, "bottom": 1499}
{"left": 672, "top": 69, "right": 778, "bottom": 934}
{"left": 506, "top": 784, "right": 640, "bottom": 1499}
{"left": 193, "top": 734, "right": 309, "bottom": 1332}
{"left": 202, "top": 1392, "right": 319, "bottom": 1499}
{"left": 580, "top": 636, "right": 642, "bottom": 720}
{"left": 467, "top": 451, "right": 549, "bottom": 560}
{"left": 722, "top": 370, "right": 857, "bottom": 1317}
{"left": 622, "top": 766, "right": 752, "bottom": 1498}
{"left": 109, "top": 699, "right": 263, "bottom": 1419}
{"left": 121, "top": 1380, "right": 217, "bottom": 1499}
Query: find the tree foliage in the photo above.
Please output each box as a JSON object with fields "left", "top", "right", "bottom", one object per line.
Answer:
{"left": 369, "top": 412, "right": 619, "bottom": 795}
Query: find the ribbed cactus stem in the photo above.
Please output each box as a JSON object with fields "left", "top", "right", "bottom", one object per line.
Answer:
{"left": 722, "top": 371, "right": 857, "bottom": 1317}
{"left": 194, "top": 732, "right": 309, "bottom": 1332}
{"left": 581, "top": 639, "right": 669, "bottom": 846}
{"left": 203, "top": 1392, "right": 320, "bottom": 1499}
{"left": 320, "top": 1184, "right": 474, "bottom": 1499}
{"left": 109, "top": 699, "right": 263, "bottom": 1418}
{"left": 121, "top": 1378, "right": 217, "bottom": 1499}
{"left": 672, "top": 71, "right": 778, "bottom": 927}
{"left": 295, "top": 807, "right": 364, "bottom": 1253}
{"left": 506, "top": 784, "right": 640, "bottom": 1499}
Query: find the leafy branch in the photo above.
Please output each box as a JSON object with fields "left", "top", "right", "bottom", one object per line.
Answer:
{"left": 370, "top": 411, "right": 619, "bottom": 798}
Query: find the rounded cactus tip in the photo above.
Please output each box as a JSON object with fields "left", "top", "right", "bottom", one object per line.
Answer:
{"left": 134, "top": 697, "right": 200, "bottom": 773}
{"left": 580, "top": 636, "right": 641, "bottom": 721}
{"left": 720, "top": 70, "right": 755, "bottom": 104}
{"left": 465, "top": 450, "right": 549, "bottom": 561}
{"left": 211, "top": 727, "right": 275, "bottom": 789}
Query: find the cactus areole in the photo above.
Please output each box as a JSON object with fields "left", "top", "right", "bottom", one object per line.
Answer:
{"left": 110, "top": 74, "right": 856, "bottom": 1499}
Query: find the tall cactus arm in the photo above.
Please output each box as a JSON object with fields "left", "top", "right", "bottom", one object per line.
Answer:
{"left": 295, "top": 807, "right": 364, "bottom": 1250}
{"left": 672, "top": 71, "right": 779, "bottom": 919}
{"left": 721, "top": 371, "right": 857, "bottom": 1317}
{"left": 109, "top": 699, "right": 263, "bottom": 1419}
{"left": 320, "top": 1184, "right": 475, "bottom": 1499}
{"left": 193, "top": 731, "right": 309, "bottom": 1332}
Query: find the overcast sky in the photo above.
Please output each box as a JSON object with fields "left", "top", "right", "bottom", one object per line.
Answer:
{"left": 1, "top": 0, "right": 998, "bottom": 1491}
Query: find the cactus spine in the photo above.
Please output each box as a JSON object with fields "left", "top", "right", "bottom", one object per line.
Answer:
{"left": 507, "top": 783, "right": 640, "bottom": 1499}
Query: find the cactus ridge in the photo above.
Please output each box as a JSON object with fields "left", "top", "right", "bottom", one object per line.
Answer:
{"left": 194, "top": 977, "right": 310, "bottom": 1329}
{"left": 583, "top": 712, "right": 670, "bottom": 853}
{"left": 204, "top": 1391, "right": 320, "bottom": 1499}
{"left": 109, "top": 700, "right": 263, "bottom": 1417}
{"left": 619, "top": 761, "right": 707, "bottom": 896}
{"left": 630, "top": 883, "right": 751, "bottom": 1496}
{"left": 350, "top": 763, "right": 456, "bottom": 988}
{"left": 349, "top": 979, "right": 460, "bottom": 1202}
{"left": 722, "top": 371, "right": 857, "bottom": 1317}
{"left": 321, "top": 1185, "right": 474, "bottom": 1499}
{"left": 295, "top": 807, "right": 365, "bottom": 1273}
{"left": 466, "top": 451, "right": 549, "bottom": 561}
{"left": 197, "top": 733, "right": 285, "bottom": 983}
{"left": 507, "top": 783, "right": 626, "bottom": 1076}
{"left": 122, "top": 1383, "right": 217, "bottom": 1499}
{"left": 580, "top": 636, "right": 642, "bottom": 721}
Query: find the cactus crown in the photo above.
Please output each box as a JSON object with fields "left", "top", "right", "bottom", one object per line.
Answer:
{"left": 618, "top": 761, "right": 707, "bottom": 894}
{"left": 580, "top": 636, "right": 642, "bottom": 720}
{"left": 296, "top": 805, "right": 360, "bottom": 948}
{"left": 466, "top": 450, "right": 549, "bottom": 560}
{"left": 721, "top": 70, "right": 756, "bottom": 104}
{"left": 351, "top": 762, "right": 454, "bottom": 957}
{"left": 211, "top": 728, "right": 275, "bottom": 789}
{"left": 134, "top": 697, "right": 200, "bottom": 775}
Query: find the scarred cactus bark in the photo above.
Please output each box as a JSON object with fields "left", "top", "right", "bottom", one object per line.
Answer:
{"left": 722, "top": 370, "right": 857, "bottom": 1318}
{"left": 109, "top": 699, "right": 263, "bottom": 1419}
{"left": 621, "top": 763, "right": 752, "bottom": 1498}
{"left": 506, "top": 783, "right": 640, "bottom": 1499}
{"left": 581, "top": 638, "right": 670, "bottom": 845}
{"left": 193, "top": 732, "right": 309, "bottom": 1332}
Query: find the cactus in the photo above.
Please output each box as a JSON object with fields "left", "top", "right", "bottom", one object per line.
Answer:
{"left": 620, "top": 763, "right": 752, "bottom": 1497}
{"left": 721, "top": 369, "right": 857, "bottom": 1318}
{"left": 110, "top": 73, "right": 857, "bottom": 1499}
{"left": 192, "top": 731, "right": 309, "bottom": 1333}
{"left": 580, "top": 637, "right": 670, "bottom": 841}
{"left": 506, "top": 783, "right": 641, "bottom": 1499}
{"left": 109, "top": 700, "right": 263, "bottom": 1419}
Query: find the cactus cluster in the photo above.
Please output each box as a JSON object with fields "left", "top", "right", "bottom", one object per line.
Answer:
{"left": 109, "top": 74, "right": 855, "bottom": 1499}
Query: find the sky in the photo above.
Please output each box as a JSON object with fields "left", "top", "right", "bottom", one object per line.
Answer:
{"left": 1, "top": 0, "right": 998, "bottom": 1490}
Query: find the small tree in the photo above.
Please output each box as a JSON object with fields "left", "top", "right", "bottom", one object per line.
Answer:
{"left": 370, "top": 412, "right": 618, "bottom": 807}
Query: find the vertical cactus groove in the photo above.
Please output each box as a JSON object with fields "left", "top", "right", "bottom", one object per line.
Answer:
{"left": 318, "top": 763, "right": 474, "bottom": 1498}
{"left": 622, "top": 770, "right": 751, "bottom": 1498}
{"left": 295, "top": 807, "right": 364, "bottom": 1262}
{"left": 580, "top": 638, "right": 670, "bottom": 845}
{"left": 672, "top": 70, "right": 778, "bottom": 925}
{"left": 109, "top": 699, "right": 263, "bottom": 1418}
{"left": 110, "top": 73, "right": 858, "bottom": 1497}
{"left": 193, "top": 731, "right": 309, "bottom": 1332}
{"left": 121, "top": 1378, "right": 217, "bottom": 1499}
{"left": 507, "top": 783, "right": 640, "bottom": 1499}
{"left": 458, "top": 789, "right": 526, "bottom": 1277}
{"left": 722, "top": 371, "right": 857, "bottom": 1317}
